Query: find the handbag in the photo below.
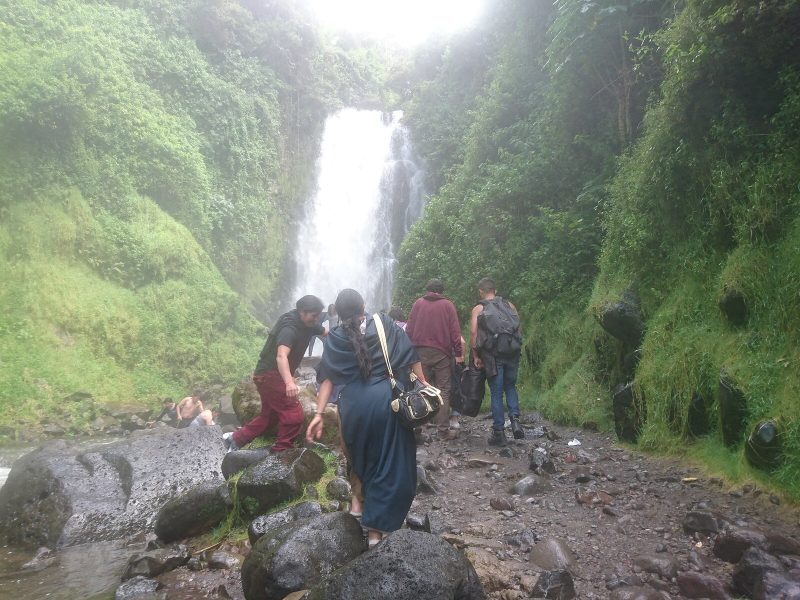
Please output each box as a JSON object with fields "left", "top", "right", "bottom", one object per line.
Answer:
{"left": 373, "top": 313, "right": 443, "bottom": 430}
{"left": 459, "top": 354, "right": 486, "bottom": 418}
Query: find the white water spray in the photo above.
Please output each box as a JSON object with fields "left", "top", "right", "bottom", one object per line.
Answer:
{"left": 291, "top": 109, "right": 425, "bottom": 316}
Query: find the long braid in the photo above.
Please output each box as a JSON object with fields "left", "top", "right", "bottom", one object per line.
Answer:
{"left": 335, "top": 288, "right": 372, "bottom": 380}
{"left": 342, "top": 316, "right": 372, "bottom": 380}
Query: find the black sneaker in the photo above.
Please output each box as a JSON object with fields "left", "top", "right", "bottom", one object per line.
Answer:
{"left": 510, "top": 417, "right": 525, "bottom": 440}
{"left": 488, "top": 428, "right": 507, "bottom": 446}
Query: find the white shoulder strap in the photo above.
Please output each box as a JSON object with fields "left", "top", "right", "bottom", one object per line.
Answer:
{"left": 372, "top": 313, "right": 397, "bottom": 388}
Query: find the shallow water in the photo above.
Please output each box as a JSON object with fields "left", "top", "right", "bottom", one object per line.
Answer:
{"left": 0, "top": 539, "right": 140, "bottom": 600}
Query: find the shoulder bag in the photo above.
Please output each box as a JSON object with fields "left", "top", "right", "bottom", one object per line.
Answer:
{"left": 373, "top": 313, "right": 443, "bottom": 429}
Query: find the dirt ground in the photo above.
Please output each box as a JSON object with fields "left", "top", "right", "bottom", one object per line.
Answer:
{"left": 408, "top": 412, "right": 800, "bottom": 599}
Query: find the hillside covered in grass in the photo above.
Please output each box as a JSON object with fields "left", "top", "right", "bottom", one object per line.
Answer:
{"left": 0, "top": 0, "right": 387, "bottom": 432}
{"left": 395, "top": 0, "right": 800, "bottom": 496}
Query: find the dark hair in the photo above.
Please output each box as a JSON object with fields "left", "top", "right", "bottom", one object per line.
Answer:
{"left": 327, "top": 304, "right": 336, "bottom": 315}
{"left": 296, "top": 295, "right": 324, "bottom": 313}
{"left": 477, "top": 277, "right": 496, "bottom": 293}
{"left": 388, "top": 307, "right": 406, "bottom": 322}
{"left": 425, "top": 278, "right": 444, "bottom": 294}
{"left": 335, "top": 289, "right": 371, "bottom": 379}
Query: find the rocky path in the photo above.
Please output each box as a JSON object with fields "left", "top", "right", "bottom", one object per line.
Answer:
{"left": 409, "top": 413, "right": 800, "bottom": 599}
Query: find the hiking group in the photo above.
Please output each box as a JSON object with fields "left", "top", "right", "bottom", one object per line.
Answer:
{"left": 224, "top": 276, "right": 523, "bottom": 546}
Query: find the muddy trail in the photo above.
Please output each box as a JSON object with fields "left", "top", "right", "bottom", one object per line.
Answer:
{"left": 408, "top": 413, "right": 800, "bottom": 599}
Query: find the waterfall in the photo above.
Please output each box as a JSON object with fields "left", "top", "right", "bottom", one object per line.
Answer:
{"left": 291, "top": 109, "right": 425, "bottom": 317}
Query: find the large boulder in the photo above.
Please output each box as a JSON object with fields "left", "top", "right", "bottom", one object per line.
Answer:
{"left": 0, "top": 426, "right": 225, "bottom": 547}
{"left": 597, "top": 289, "right": 645, "bottom": 346}
{"left": 612, "top": 383, "right": 645, "bottom": 443}
{"left": 306, "top": 529, "right": 486, "bottom": 600}
{"left": 719, "top": 372, "right": 747, "bottom": 447}
{"left": 236, "top": 448, "right": 325, "bottom": 516}
{"left": 248, "top": 501, "right": 323, "bottom": 545}
{"left": 241, "top": 512, "right": 364, "bottom": 600}
{"left": 222, "top": 449, "right": 273, "bottom": 480}
{"left": 232, "top": 377, "right": 262, "bottom": 425}
{"left": 745, "top": 420, "right": 782, "bottom": 471}
{"left": 154, "top": 481, "right": 232, "bottom": 543}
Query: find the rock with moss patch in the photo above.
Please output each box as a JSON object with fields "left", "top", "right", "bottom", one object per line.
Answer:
{"left": 719, "top": 372, "right": 747, "bottom": 448}
{"left": 232, "top": 377, "right": 262, "bottom": 426}
{"left": 154, "top": 481, "right": 231, "bottom": 542}
{"left": 248, "top": 501, "right": 323, "bottom": 545}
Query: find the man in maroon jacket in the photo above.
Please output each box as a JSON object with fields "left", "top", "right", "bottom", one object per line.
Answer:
{"left": 405, "top": 279, "right": 464, "bottom": 440}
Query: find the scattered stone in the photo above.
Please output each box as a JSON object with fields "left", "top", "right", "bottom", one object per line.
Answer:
{"left": 683, "top": 510, "right": 723, "bottom": 535}
{"left": 121, "top": 545, "right": 190, "bottom": 580}
{"left": 609, "top": 587, "right": 666, "bottom": 600}
{"left": 247, "top": 501, "right": 323, "bottom": 545}
{"left": 503, "top": 528, "right": 539, "bottom": 551}
{"left": 531, "top": 570, "right": 576, "bottom": 599}
{"left": 530, "top": 538, "right": 577, "bottom": 572}
{"left": 325, "top": 477, "right": 351, "bottom": 502}
{"left": 236, "top": 448, "right": 325, "bottom": 516}
{"left": 755, "top": 569, "right": 800, "bottom": 600}
{"left": 571, "top": 466, "right": 592, "bottom": 483}
{"left": 677, "top": 571, "right": 731, "bottom": 599}
{"left": 241, "top": 512, "right": 364, "bottom": 600}
{"left": 490, "top": 497, "right": 514, "bottom": 511}
{"left": 416, "top": 465, "right": 438, "bottom": 494}
{"left": 406, "top": 514, "right": 426, "bottom": 531}
{"left": 714, "top": 527, "right": 768, "bottom": 563}
{"left": 575, "top": 488, "right": 613, "bottom": 506}
{"left": 511, "top": 475, "right": 553, "bottom": 497}
{"left": 305, "top": 529, "right": 486, "bottom": 600}
{"left": 206, "top": 550, "right": 241, "bottom": 570}
{"left": 733, "top": 546, "right": 786, "bottom": 598}
{"left": 467, "top": 458, "right": 494, "bottom": 468}
{"left": 115, "top": 576, "right": 165, "bottom": 600}
{"left": 465, "top": 547, "right": 516, "bottom": 593}
{"left": 631, "top": 554, "right": 678, "bottom": 579}
{"left": 529, "top": 448, "right": 556, "bottom": 475}
{"left": 597, "top": 290, "right": 645, "bottom": 346}
{"left": 424, "top": 512, "right": 449, "bottom": 535}
{"left": 766, "top": 531, "right": 800, "bottom": 556}
{"left": 154, "top": 481, "right": 231, "bottom": 543}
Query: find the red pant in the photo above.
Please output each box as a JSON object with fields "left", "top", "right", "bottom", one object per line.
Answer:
{"left": 233, "top": 370, "right": 304, "bottom": 452}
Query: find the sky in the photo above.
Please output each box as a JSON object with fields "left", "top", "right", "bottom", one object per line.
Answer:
{"left": 305, "top": 0, "right": 486, "bottom": 47}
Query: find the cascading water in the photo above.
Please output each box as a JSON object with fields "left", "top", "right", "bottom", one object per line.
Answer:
{"left": 291, "top": 109, "right": 425, "bottom": 317}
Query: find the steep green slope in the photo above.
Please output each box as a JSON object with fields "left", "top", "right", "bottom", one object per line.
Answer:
{"left": 397, "top": 0, "right": 800, "bottom": 496}
{"left": 0, "top": 0, "right": 388, "bottom": 432}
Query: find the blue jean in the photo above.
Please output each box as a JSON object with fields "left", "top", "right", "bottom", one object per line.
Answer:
{"left": 488, "top": 356, "right": 520, "bottom": 431}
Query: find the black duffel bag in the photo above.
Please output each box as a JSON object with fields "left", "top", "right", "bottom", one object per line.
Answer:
{"left": 449, "top": 360, "right": 466, "bottom": 413}
{"left": 460, "top": 359, "right": 486, "bottom": 418}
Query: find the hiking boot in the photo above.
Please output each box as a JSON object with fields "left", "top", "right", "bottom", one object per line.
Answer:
{"left": 488, "top": 428, "right": 507, "bottom": 446}
{"left": 510, "top": 416, "right": 525, "bottom": 440}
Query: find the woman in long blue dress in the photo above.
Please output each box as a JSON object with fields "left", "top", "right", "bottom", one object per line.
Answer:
{"left": 306, "top": 288, "right": 426, "bottom": 547}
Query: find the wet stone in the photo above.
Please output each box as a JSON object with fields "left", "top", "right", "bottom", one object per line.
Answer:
{"left": 503, "top": 528, "right": 539, "bottom": 551}
{"left": 755, "top": 569, "right": 800, "bottom": 600}
{"left": 531, "top": 570, "right": 576, "bottom": 599}
{"left": 115, "top": 576, "right": 165, "bottom": 600}
{"left": 609, "top": 586, "right": 666, "bottom": 600}
{"left": 733, "top": 546, "right": 786, "bottom": 598}
{"left": 714, "top": 527, "right": 768, "bottom": 563}
{"left": 416, "top": 465, "right": 438, "bottom": 494}
{"left": 206, "top": 550, "right": 241, "bottom": 570}
{"left": 529, "top": 448, "right": 556, "bottom": 474}
{"left": 571, "top": 466, "right": 592, "bottom": 483}
{"left": 325, "top": 477, "right": 351, "bottom": 502}
{"left": 677, "top": 571, "right": 731, "bottom": 600}
{"left": 745, "top": 420, "right": 783, "bottom": 471}
{"left": 247, "top": 501, "right": 323, "bottom": 545}
{"left": 530, "top": 538, "right": 577, "bottom": 572}
{"left": 631, "top": 554, "right": 678, "bottom": 579}
{"left": 121, "top": 545, "right": 190, "bottom": 580}
{"left": 511, "top": 475, "right": 553, "bottom": 497}
{"left": 490, "top": 497, "right": 515, "bottom": 511}
{"left": 683, "top": 510, "right": 722, "bottom": 535}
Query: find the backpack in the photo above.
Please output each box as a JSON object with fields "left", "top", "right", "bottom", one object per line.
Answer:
{"left": 478, "top": 297, "right": 522, "bottom": 357}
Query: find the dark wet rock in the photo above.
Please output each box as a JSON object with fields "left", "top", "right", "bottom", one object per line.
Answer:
{"left": 0, "top": 426, "right": 226, "bottom": 548}
{"left": 597, "top": 290, "right": 645, "bottom": 346}
{"left": 719, "top": 286, "right": 748, "bottom": 326}
{"left": 247, "top": 501, "right": 323, "bottom": 545}
{"left": 490, "top": 497, "right": 514, "bottom": 511}
{"left": 207, "top": 550, "right": 241, "bottom": 570}
{"left": 530, "top": 538, "right": 577, "bottom": 572}
{"left": 405, "top": 514, "right": 426, "bottom": 531}
{"left": 571, "top": 466, "right": 592, "bottom": 483}
{"left": 325, "top": 477, "right": 351, "bottom": 502}
{"left": 221, "top": 448, "right": 272, "bottom": 480}
{"left": 424, "top": 512, "right": 449, "bottom": 535}
{"left": 767, "top": 531, "right": 800, "bottom": 556}
{"left": 677, "top": 571, "right": 731, "bottom": 599}
{"left": 683, "top": 510, "right": 724, "bottom": 535}
{"left": 605, "top": 574, "right": 644, "bottom": 591}
{"left": 529, "top": 448, "right": 556, "bottom": 474}
{"left": 687, "top": 392, "right": 710, "bottom": 437}
{"left": 532, "top": 569, "right": 576, "bottom": 599}
{"left": 622, "top": 349, "right": 642, "bottom": 380}
{"left": 154, "top": 481, "right": 231, "bottom": 543}
{"left": 115, "top": 576, "right": 166, "bottom": 600}
{"left": 754, "top": 569, "right": 800, "bottom": 600}
{"left": 714, "top": 526, "right": 768, "bottom": 563}
{"left": 232, "top": 377, "right": 261, "bottom": 425}
{"left": 306, "top": 529, "right": 486, "bottom": 600}
{"left": 236, "top": 448, "right": 325, "bottom": 517}
{"left": 241, "top": 512, "right": 364, "bottom": 600}
{"left": 511, "top": 475, "right": 553, "bottom": 497}
{"left": 632, "top": 554, "right": 678, "bottom": 579}
{"left": 733, "top": 546, "right": 786, "bottom": 597}
{"left": 719, "top": 372, "right": 747, "bottom": 447}
{"left": 416, "top": 465, "right": 438, "bottom": 494}
{"left": 609, "top": 587, "right": 666, "bottom": 600}
{"left": 613, "top": 383, "right": 644, "bottom": 443}
{"left": 122, "top": 545, "right": 190, "bottom": 580}
{"left": 745, "top": 420, "right": 783, "bottom": 471}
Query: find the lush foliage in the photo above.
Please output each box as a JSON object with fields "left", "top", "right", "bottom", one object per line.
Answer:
{"left": 397, "top": 0, "right": 800, "bottom": 495}
{"left": 0, "top": 0, "right": 388, "bottom": 431}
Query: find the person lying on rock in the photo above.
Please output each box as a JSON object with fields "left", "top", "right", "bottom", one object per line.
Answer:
{"left": 306, "top": 288, "right": 428, "bottom": 548}
{"left": 225, "top": 295, "right": 326, "bottom": 453}
{"left": 147, "top": 398, "right": 177, "bottom": 427}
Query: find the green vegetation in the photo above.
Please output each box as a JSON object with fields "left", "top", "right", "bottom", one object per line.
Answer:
{"left": 0, "top": 0, "right": 390, "bottom": 432}
{"left": 396, "top": 0, "right": 800, "bottom": 497}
